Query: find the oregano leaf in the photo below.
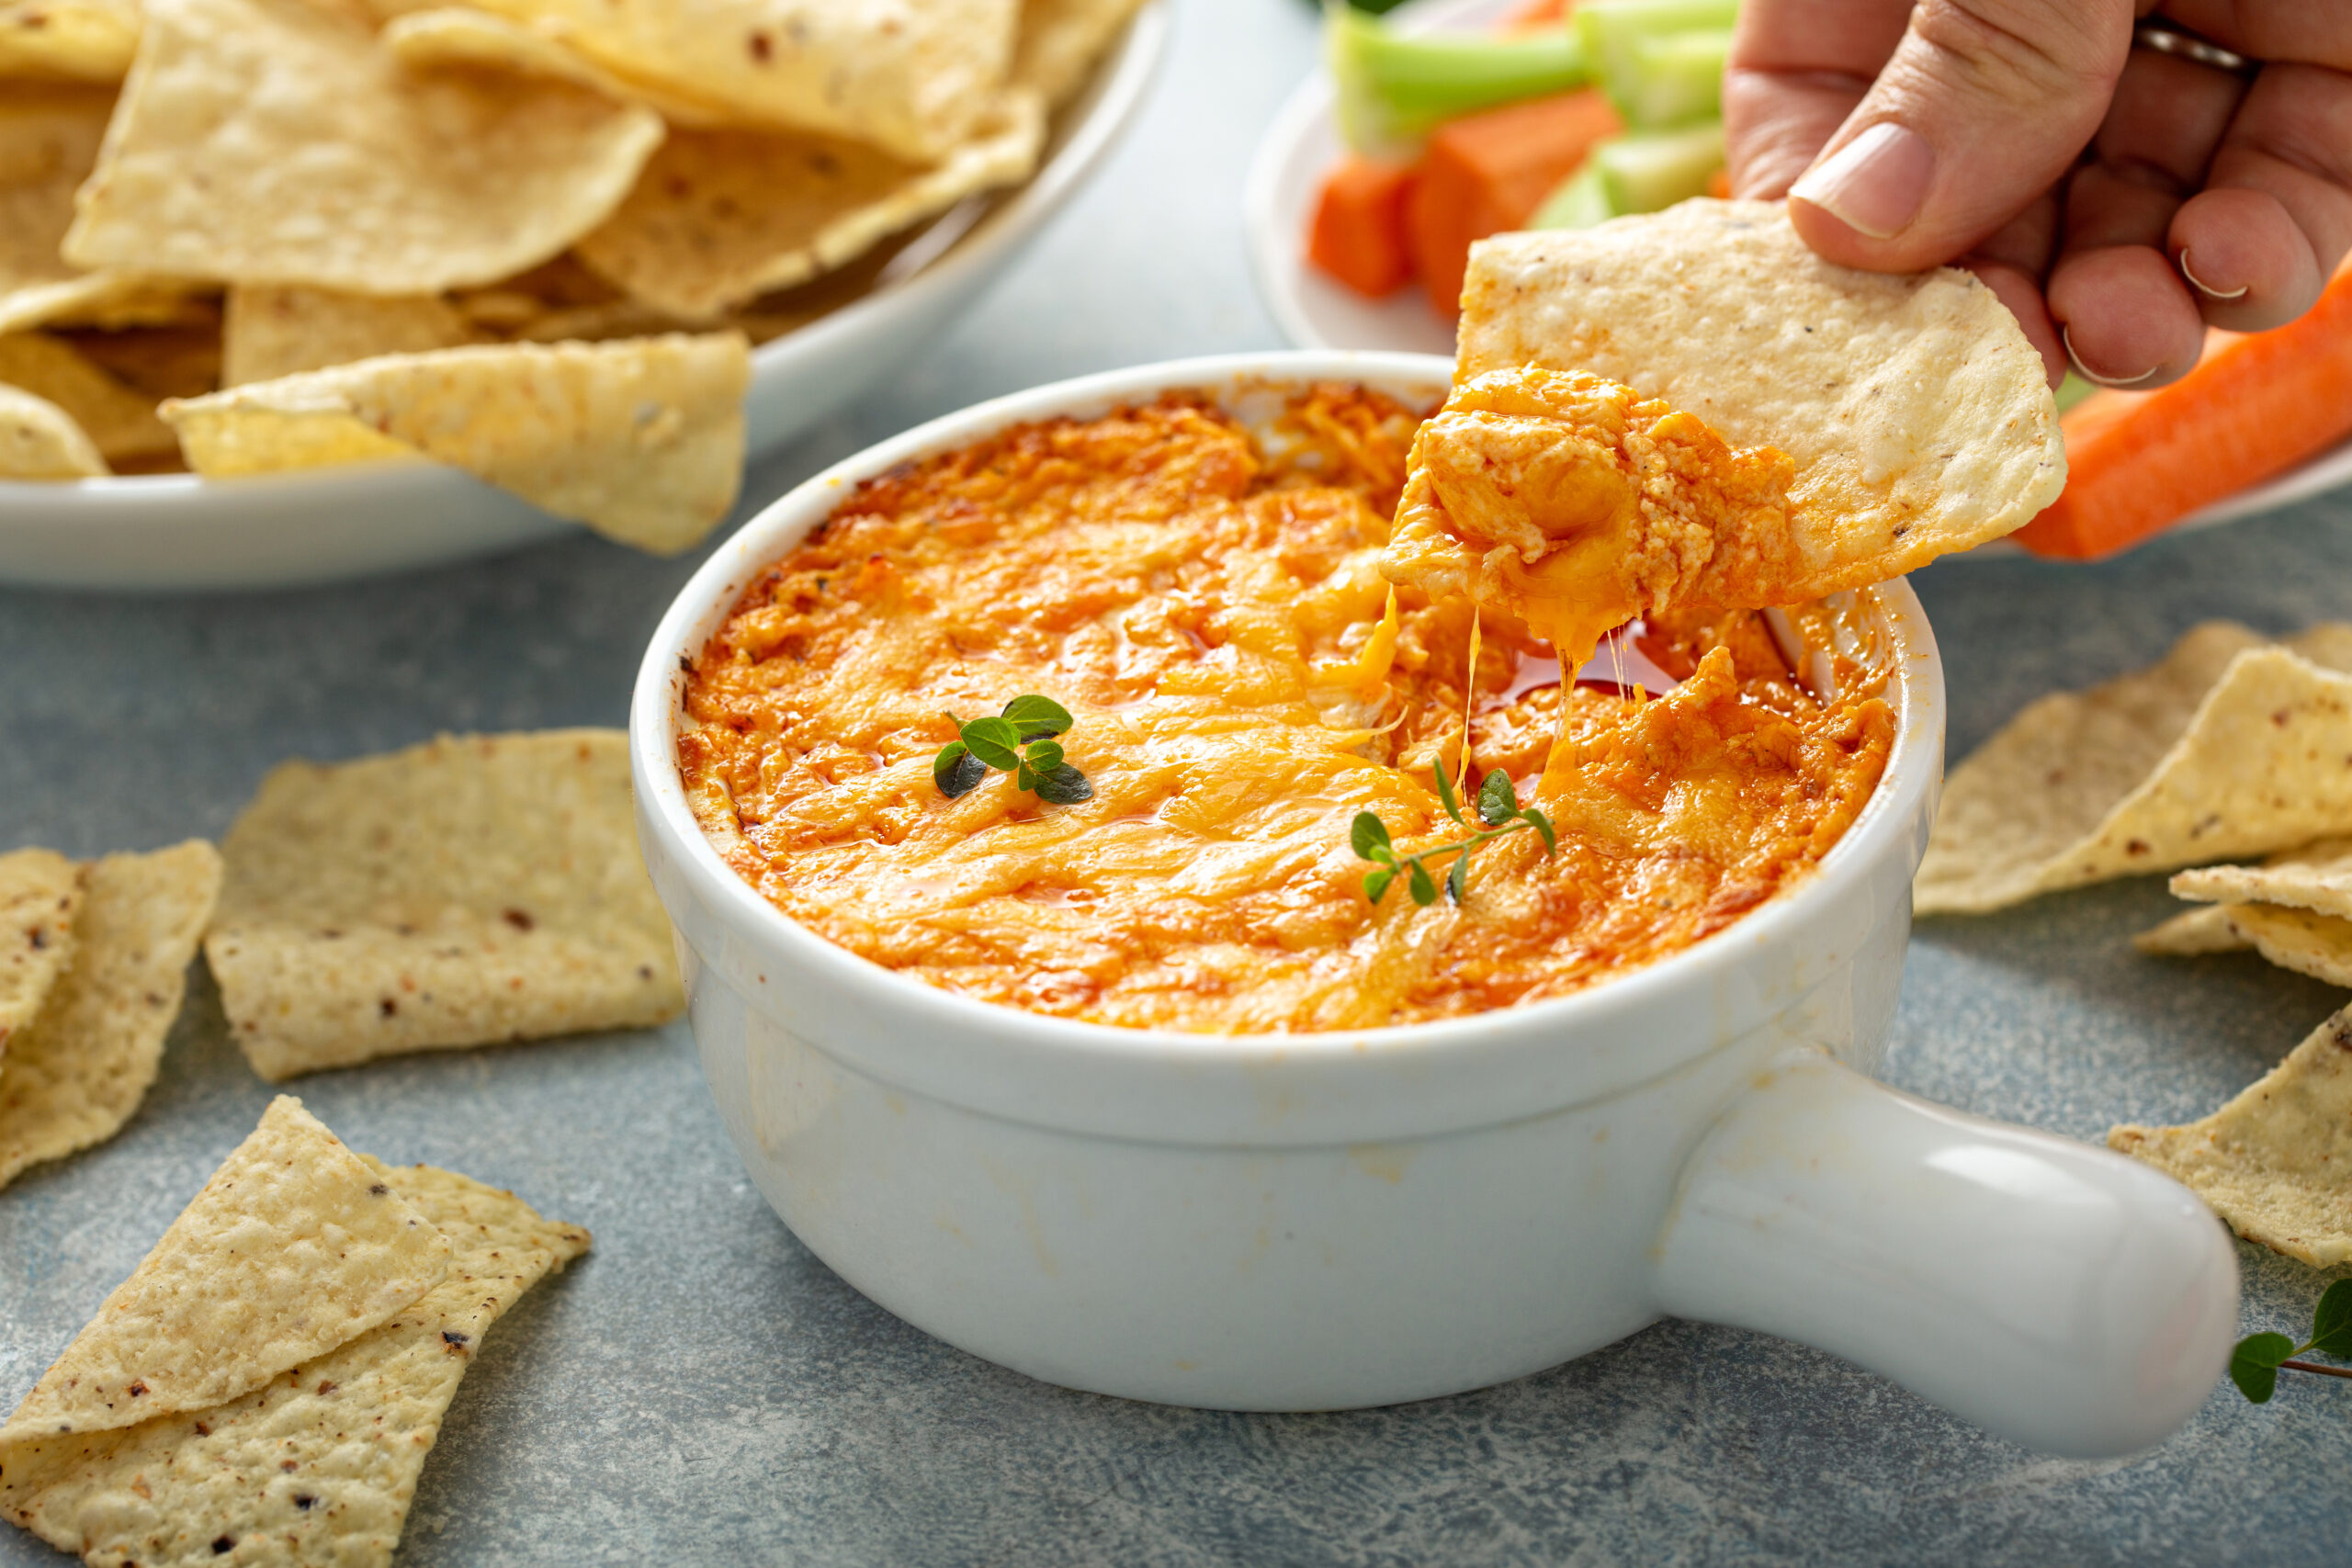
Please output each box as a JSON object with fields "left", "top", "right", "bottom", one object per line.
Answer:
{"left": 1001, "top": 694, "right": 1074, "bottom": 740}
{"left": 1023, "top": 738, "right": 1065, "bottom": 774}
{"left": 1351, "top": 811, "right": 1392, "bottom": 861}
{"left": 1433, "top": 765, "right": 1466, "bottom": 827}
{"left": 959, "top": 716, "right": 1023, "bottom": 771}
{"left": 1032, "top": 763, "right": 1094, "bottom": 806}
{"left": 1447, "top": 851, "right": 1469, "bottom": 904}
{"left": 1477, "top": 769, "right": 1517, "bottom": 828}
{"left": 933, "top": 742, "right": 987, "bottom": 799}
{"left": 2309, "top": 1280, "right": 2352, "bottom": 1359}
{"left": 1364, "top": 865, "right": 1395, "bottom": 904}
{"left": 1520, "top": 805, "right": 1557, "bottom": 855}
{"left": 1016, "top": 761, "right": 1039, "bottom": 793}
{"left": 1408, "top": 861, "right": 1437, "bottom": 906}
{"left": 2232, "top": 1332, "right": 2297, "bottom": 1403}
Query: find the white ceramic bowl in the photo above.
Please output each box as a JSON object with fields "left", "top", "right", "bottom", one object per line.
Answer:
{"left": 631, "top": 350, "right": 2238, "bottom": 1457}
{"left": 0, "top": 4, "right": 1167, "bottom": 593}
{"left": 1239, "top": 0, "right": 2352, "bottom": 545}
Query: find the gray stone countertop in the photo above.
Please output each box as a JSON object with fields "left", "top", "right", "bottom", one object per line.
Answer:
{"left": 3, "top": 0, "right": 2349, "bottom": 1562}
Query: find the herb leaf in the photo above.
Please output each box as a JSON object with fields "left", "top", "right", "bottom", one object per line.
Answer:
{"left": 1447, "top": 851, "right": 1469, "bottom": 905}
{"left": 2233, "top": 1333, "right": 2297, "bottom": 1404}
{"left": 1519, "top": 804, "right": 1557, "bottom": 855}
{"left": 1363, "top": 865, "right": 1396, "bottom": 904}
{"left": 2309, "top": 1279, "right": 2352, "bottom": 1359}
{"left": 933, "top": 695, "right": 1091, "bottom": 807}
{"left": 960, "top": 716, "right": 1023, "bottom": 771}
{"left": 1001, "top": 694, "right": 1074, "bottom": 740}
{"left": 1476, "top": 769, "right": 1517, "bottom": 828}
{"left": 1032, "top": 763, "right": 1095, "bottom": 805}
{"left": 933, "top": 741, "right": 988, "bottom": 800}
{"left": 1433, "top": 765, "right": 1466, "bottom": 828}
{"left": 1408, "top": 861, "right": 1437, "bottom": 906}
{"left": 1351, "top": 811, "right": 1394, "bottom": 861}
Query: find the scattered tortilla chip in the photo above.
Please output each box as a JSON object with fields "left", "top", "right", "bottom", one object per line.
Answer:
{"left": 2214, "top": 903, "right": 2352, "bottom": 990}
{"left": 64, "top": 0, "right": 665, "bottom": 294}
{"left": 0, "top": 848, "right": 81, "bottom": 1057}
{"left": 2133, "top": 904, "right": 2249, "bottom": 957}
{"left": 382, "top": 6, "right": 727, "bottom": 127}
{"left": 0, "top": 382, "right": 104, "bottom": 478}
{"left": 2172, "top": 834, "right": 2352, "bottom": 921}
{"left": 2111, "top": 1005, "right": 2352, "bottom": 1265}
{"left": 1012, "top": 0, "right": 1146, "bottom": 107}
{"left": 1456, "top": 200, "right": 2064, "bottom": 598}
{"left": 1917, "top": 623, "right": 2352, "bottom": 913}
{"left": 575, "top": 94, "right": 1044, "bottom": 321}
{"left": 0, "top": 1097, "right": 448, "bottom": 1454}
{"left": 206, "top": 730, "right": 684, "bottom": 1081}
{"left": 0, "top": 0, "right": 140, "bottom": 82}
{"left": 0, "top": 841, "right": 221, "bottom": 1190}
{"left": 222, "top": 286, "right": 475, "bottom": 387}
{"left": 1, "top": 1145, "right": 586, "bottom": 1568}
{"left": 368, "top": 0, "right": 1022, "bottom": 163}
{"left": 162, "top": 334, "right": 748, "bottom": 550}
{"left": 0, "top": 332, "right": 175, "bottom": 463}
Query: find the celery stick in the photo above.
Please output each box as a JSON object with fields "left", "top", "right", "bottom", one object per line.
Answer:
{"left": 1529, "top": 161, "right": 1615, "bottom": 230}
{"left": 1577, "top": 0, "right": 1738, "bottom": 128}
{"left": 1594, "top": 121, "right": 1724, "bottom": 213}
{"left": 2053, "top": 372, "right": 2098, "bottom": 413}
{"left": 1327, "top": 1, "right": 1589, "bottom": 158}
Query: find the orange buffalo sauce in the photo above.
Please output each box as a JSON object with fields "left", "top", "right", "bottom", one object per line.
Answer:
{"left": 676, "top": 384, "right": 1893, "bottom": 1032}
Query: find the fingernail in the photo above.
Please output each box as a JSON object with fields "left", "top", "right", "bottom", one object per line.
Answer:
{"left": 2177, "top": 249, "right": 2249, "bottom": 301}
{"left": 2062, "top": 325, "right": 2159, "bottom": 388}
{"left": 1789, "top": 122, "right": 1933, "bottom": 240}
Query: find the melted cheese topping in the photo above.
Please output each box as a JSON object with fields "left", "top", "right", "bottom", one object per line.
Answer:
{"left": 678, "top": 387, "right": 1893, "bottom": 1032}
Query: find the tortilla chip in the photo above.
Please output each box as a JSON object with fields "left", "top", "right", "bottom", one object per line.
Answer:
{"left": 0, "top": 332, "right": 175, "bottom": 462}
{"left": 162, "top": 333, "right": 748, "bottom": 550}
{"left": 1457, "top": 200, "right": 2064, "bottom": 596}
{"left": 574, "top": 93, "right": 1045, "bottom": 320}
{"left": 367, "top": 0, "right": 1021, "bottom": 163}
{"left": 3, "top": 1156, "right": 587, "bottom": 1568}
{"left": 2214, "top": 903, "right": 2352, "bottom": 989}
{"left": 1012, "top": 0, "right": 1146, "bottom": 107}
{"left": 2133, "top": 904, "right": 2249, "bottom": 957}
{"left": 2172, "top": 834, "right": 2352, "bottom": 921}
{"left": 0, "top": 85, "right": 168, "bottom": 341}
{"left": 381, "top": 6, "right": 728, "bottom": 127}
{"left": 2111, "top": 1005, "right": 2352, "bottom": 1265}
{"left": 222, "top": 286, "right": 475, "bottom": 387}
{"left": 0, "top": 0, "right": 139, "bottom": 82}
{"left": 0, "top": 1098, "right": 449, "bottom": 1461}
{"left": 0, "top": 848, "right": 81, "bottom": 1057}
{"left": 1916, "top": 623, "right": 2352, "bottom": 914}
{"left": 64, "top": 0, "right": 665, "bottom": 295}
{"left": 0, "top": 842, "right": 221, "bottom": 1190}
{"left": 0, "top": 381, "right": 104, "bottom": 478}
{"left": 58, "top": 321, "right": 222, "bottom": 403}
{"left": 205, "top": 730, "right": 684, "bottom": 1081}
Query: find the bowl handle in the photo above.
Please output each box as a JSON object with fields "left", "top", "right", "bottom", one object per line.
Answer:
{"left": 1650, "top": 1048, "right": 2239, "bottom": 1456}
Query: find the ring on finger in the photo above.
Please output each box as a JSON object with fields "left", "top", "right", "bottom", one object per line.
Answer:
{"left": 2131, "top": 22, "right": 2260, "bottom": 79}
{"left": 2062, "top": 325, "right": 2161, "bottom": 388}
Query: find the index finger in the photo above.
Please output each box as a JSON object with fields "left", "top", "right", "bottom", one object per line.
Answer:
{"left": 1724, "top": 0, "right": 1911, "bottom": 198}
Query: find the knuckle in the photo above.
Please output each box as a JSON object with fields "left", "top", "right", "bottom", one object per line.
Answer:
{"left": 1906, "top": 0, "right": 2123, "bottom": 103}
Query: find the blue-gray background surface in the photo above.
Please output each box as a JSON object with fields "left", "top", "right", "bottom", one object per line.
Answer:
{"left": 2, "top": 1, "right": 2346, "bottom": 1562}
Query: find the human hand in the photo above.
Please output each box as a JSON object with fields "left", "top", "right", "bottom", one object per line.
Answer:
{"left": 1724, "top": 2, "right": 2352, "bottom": 389}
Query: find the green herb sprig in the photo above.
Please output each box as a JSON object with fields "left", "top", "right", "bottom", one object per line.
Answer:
{"left": 933, "top": 695, "right": 1094, "bottom": 806}
{"left": 2232, "top": 1279, "right": 2352, "bottom": 1402}
{"left": 1352, "top": 767, "right": 1555, "bottom": 907}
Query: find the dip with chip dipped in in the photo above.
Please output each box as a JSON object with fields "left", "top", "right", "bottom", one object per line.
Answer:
{"left": 635, "top": 231, "right": 2230, "bottom": 1458}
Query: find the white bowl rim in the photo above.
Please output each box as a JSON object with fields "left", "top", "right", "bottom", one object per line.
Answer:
{"left": 630, "top": 347, "right": 1943, "bottom": 1073}
{"left": 0, "top": 2, "right": 1170, "bottom": 513}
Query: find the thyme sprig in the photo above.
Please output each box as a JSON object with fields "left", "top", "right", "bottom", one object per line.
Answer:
{"left": 1352, "top": 767, "right": 1555, "bottom": 908}
{"left": 2232, "top": 1279, "right": 2352, "bottom": 1403}
{"left": 934, "top": 694, "right": 1094, "bottom": 806}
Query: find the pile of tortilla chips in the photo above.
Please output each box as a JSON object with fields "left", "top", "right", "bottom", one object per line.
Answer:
{"left": 0, "top": 1096, "right": 589, "bottom": 1567}
{"left": 0, "top": 840, "right": 219, "bottom": 1192}
{"left": 0, "top": 0, "right": 1145, "bottom": 552}
{"left": 1917, "top": 620, "right": 2352, "bottom": 1263}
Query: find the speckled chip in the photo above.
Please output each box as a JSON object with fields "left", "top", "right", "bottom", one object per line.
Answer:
{"left": 1917, "top": 622, "right": 2352, "bottom": 914}
{"left": 205, "top": 730, "right": 684, "bottom": 1081}
{"left": 2112, "top": 1005, "right": 2352, "bottom": 1266}
{"left": 0, "top": 1103, "right": 589, "bottom": 1568}
{"left": 0, "top": 840, "right": 220, "bottom": 1190}
{"left": 0, "top": 847, "right": 81, "bottom": 1059}
{"left": 160, "top": 333, "right": 750, "bottom": 552}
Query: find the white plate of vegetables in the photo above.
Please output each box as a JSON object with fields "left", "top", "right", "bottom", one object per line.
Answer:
{"left": 1245, "top": 0, "right": 2352, "bottom": 559}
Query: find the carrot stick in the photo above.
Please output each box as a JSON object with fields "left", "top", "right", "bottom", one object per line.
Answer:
{"left": 1306, "top": 155, "right": 1418, "bottom": 299}
{"left": 1704, "top": 165, "right": 1731, "bottom": 199}
{"left": 1404, "top": 89, "right": 1621, "bottom": 315}
{"left": 2018, "top": 269, "right": 2352, "bottom": 560}
{"left": 1500, "top": 0, "right": 1573, "bottom": 32}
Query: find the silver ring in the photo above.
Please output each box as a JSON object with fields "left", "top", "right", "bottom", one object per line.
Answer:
{"left": 2132, "top": 22, "right": 2259, "bottom": 77}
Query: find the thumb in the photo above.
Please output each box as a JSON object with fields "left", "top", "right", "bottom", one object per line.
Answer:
{"left": 1788, "top": 0, "right": 2135, "bottom": 272}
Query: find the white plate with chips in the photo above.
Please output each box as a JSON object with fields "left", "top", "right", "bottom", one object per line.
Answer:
{"left": 1244, "top": 0, "right": 2352, "bottom": 549}
{"left": 0, "top": 2, "right": 1167, "bottom": 594}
